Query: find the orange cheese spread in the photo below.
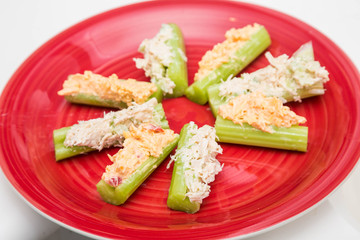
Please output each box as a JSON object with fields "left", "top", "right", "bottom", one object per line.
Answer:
{"left": 218, "top": 91, "right": 306, "bottom": 133}
{"left": 194, "top": 23, "right": 262, "bottom": 81}
{"left": 102, "top": 123, "right": 176, "bottom": 186}
{"left": 58, "top": 71, "right": 157, "bottom": 106}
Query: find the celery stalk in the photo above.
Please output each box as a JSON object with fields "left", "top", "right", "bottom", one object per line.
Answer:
{"left": 209, "top": 82, "right": 325, "bottom": 118}
{"left": 167, "top": 123, "right": 200, "bottom": 213}
{"left": 165, "top": 23, "right": 188, "bottom": 98}
{"left": 215, "top": 116, "right": 308, "bottom": 152}
{"left": 185, "top": 26, "right": 271, "bottom": 105}
{"left": 53, "top": 103, "right": 169, "bottom": 161}
{"left": 64, "top": 84, "right": 163, "bottom": 109}
{"left": 53, "top": 127, "right": 95, "bottom": 161}
{"left": 97, "top": 135, "right": 179, "bottom": 205}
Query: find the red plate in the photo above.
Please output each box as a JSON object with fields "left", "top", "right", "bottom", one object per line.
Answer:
{"left": 1, "top": 0, "right": 359, "bottom": 239}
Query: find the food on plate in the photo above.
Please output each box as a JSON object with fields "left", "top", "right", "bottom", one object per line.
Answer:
{"left": 97, "top": 123, "right": 179, "bottom": 205}
{"left": 185, "top": 23, "right": 271, "bottom": 105}
{"left": 215, "top": 92, "right": 308, "bottom": 152}
{"left": 58, "top": 71, "right": 162, "bottom": 108}
{"left": 134, "top": 23, "right": 188, "bottom": 98}
{"left": 208, "top": 42, "right": 330, "bottom": 116}
{"left": 167, "top": 122, "right": 223, "bottom": 213}
{"left": 52, "top": 21, "right": 324, "bottom": 211}
{"left": 53, "top": 98, "right": 169, "bottom": 161}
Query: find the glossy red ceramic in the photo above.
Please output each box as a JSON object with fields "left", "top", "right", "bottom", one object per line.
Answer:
{"left": 1, "top": 0, "right": 359, "bottom": 239}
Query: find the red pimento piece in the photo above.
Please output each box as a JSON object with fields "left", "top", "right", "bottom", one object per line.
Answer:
{"left": 144, "top": 124, "right": 164, "bottom": 133}
{"left": 108, "top": 176, "right": 122, "bottom": 187}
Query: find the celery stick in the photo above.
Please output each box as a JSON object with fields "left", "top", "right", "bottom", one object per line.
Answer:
{"left": 53, "top": 103, "right": 169, "bottom": 161}
{"left": 97, "top": 136, "right": 179, "bottom": 205}
{"left": 165, "top": 23, "right": 188, "bottom": 98}
{"left": 53, "top": 127, "right": 95, "bottom": 161}
{"left": 215, "top": 116, "right": 308, "bottom": 152}
{"left": 185, "top": 26, "right": 271, "bottom": 105}
{"left": 167, "top": 123, "right": 200, "bottom": 213}
{"left": 64, "top": 84, "right": 163, "bottom": 109}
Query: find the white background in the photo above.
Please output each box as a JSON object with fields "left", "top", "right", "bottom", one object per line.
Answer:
{"left": 0, "top": 0, "right": 359, "bottom": 239}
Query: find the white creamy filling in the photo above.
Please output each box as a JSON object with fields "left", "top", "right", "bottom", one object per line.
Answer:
{"left": 134, "top": 24, "right": 177, "bottom": 95}
{"left": 63, "top": 98, "right": 158, "bottom": 150}
{"left": 219, "top": 51, "right": 329, "bottom": 102}
{"left": 169, "top": 122, "right": 223, "bottom": 204}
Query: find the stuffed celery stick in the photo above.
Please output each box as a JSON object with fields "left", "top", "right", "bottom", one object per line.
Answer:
{"left": 53, "top": 98, "right": 169, "bottom": 161}
{"left": 215, "top": 92, "right": 308, "bottom": 152}
{"left": 58, "top": 71, "right": 162, "bottom": 108}
{"left": 134, "top": 23, "right": 188, "bottom": 98}
{"left": 97, "top": 123, "right": 179, "bottom": 205}
{"left": 209, "top": 42, "right": 330, "bottom": 116}
{"left": 185, "top": 23, "right": 271, "bottom": 105}
{"left": 167, "top": 122, "right": 223, "bottom": 214}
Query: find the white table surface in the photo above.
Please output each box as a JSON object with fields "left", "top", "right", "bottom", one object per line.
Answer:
{"left": 0, "top": 0, "right": 359, "bottom": 239}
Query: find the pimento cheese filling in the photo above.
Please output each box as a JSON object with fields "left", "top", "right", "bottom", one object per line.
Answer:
{"left": 218, "top": 91, "right": 306, "bottom": 133}
{"left": 194, "top": 23, "right": 262, "bottom": 81}
{"left": 58, "top": 71, "right": 157, "bottom": 106}
{"left": 102, "top": 123, "right": 176, "bottom": 187}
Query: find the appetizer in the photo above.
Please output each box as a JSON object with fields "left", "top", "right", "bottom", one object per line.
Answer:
{"left": 134, "top": 23, "right": 188, "bottom": 98}
{"left": 167, "top": 122, "right": 223, "bottom": 213}
{"left": 185, "top": 23, "right": 271, "bottom": 105}
{"left": 58, "top": 71, "right": 162, "bottom": 108}
{"left": 97, "top": 123, "right": 179, "bottom": 205}
{"left": 208, "top": 42, "right": 330, "bottom": 116}
{"left": 215, "top": 92, "right": 308, "bottom": 152}
{"left": 53, "top": 98, "right": 168, "bottom": 161}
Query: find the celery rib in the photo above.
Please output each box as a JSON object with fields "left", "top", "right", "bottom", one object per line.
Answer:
{"left": 64, "top": 84, "right": 163, "bottom": 109}
{"left": 53, "top": 103, "right": 169, "bottom": 161}
{"left": 185, "top": 26, "right": 271, "bottom": 105}
{"left": 97, "top": 135, "right": 179, "bottom": 205}
{"left": 215, "top": 116, "right": 308, "bottom": 152}
{"left": 167, "top": 123, "right": 200, "bottom": 213}
{"left": 165, "top": 23, "right": 188, "bottom": 98}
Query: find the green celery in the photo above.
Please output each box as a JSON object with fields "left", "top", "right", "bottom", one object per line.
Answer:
{"left": 185, "top": 26, "right": 271, "bottom": 105}
{"left": 215, "top": 116, "right": 308, "bottom": 152}
{"left": 64, "top": 84, "right": 163, "bottom": 109}
{"left": 167, "top": 123, "right": 201, "bottom": 214}
{"left": 165, "top": 23, "right": 188, "bottom": 98}
{"left": 208, "top": 83, "right": 226, "bottom": 117}
{"left": 97, "top": 135, "right": 179, "bottom": 205}
{"left": 53, "top": 126, "right": 94, "bottom": 161}
{"left": 53, "top": 103, "right": 169, "bottom": 161}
